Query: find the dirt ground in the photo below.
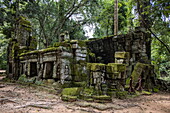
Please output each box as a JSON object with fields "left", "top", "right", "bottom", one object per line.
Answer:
{"left": 0, "top": 76, "right": 170, "bottom": 113}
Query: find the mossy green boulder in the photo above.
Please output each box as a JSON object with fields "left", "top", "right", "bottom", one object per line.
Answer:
{"left": 61, "top": 87, "right": 81, "bottom": 96}
{"left": 61, "top": 87, "right": 82, "bottom": 101}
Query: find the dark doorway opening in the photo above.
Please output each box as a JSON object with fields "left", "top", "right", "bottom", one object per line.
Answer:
{"left": 9, "top": 63, "right": 12, "bottom": 74}
{"left": 44, "top": 62, "right": 54, "bottom": 79}
{"left": 30, "top": 62, "right": 37, "bottom": 77}
{"left": 20, "top": 63, "right": 24, "bottom": 75}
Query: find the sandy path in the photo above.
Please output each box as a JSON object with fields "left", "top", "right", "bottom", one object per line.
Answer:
{"left": 0, "top": 76, "right": 170, "bottom": 113}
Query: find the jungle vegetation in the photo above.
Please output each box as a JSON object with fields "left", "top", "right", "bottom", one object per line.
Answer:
{"left": 0, "top": 0, "right": 169, "bottom": 80}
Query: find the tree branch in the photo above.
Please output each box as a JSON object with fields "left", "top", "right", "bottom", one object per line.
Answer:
{"left": 136, "top": 0, "right": 170, "bottom": 54}
{"left": 53, "top": 0, "right": 89, "bottom": 38}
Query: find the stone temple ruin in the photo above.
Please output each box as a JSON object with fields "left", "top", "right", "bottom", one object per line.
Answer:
{"left": 7, "top": 16, "right": 156, "bottom": 102}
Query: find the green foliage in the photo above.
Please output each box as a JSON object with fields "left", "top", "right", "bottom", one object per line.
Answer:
{"left": 150, "top": 3, "right": 170, "bottom": 78}
{"left": 93, "top": 0, "right": 134, "bottom": 37}
{"left": 131, "top": 0, "right": 170, "bottom": 78}
{"left": 0, "top": 33, "right": 8, "bottom": 69}
{"left": 0, "top": 0, "right": 169, "bottom": 80}
{"left": 18, "top": 74, "right": 27, "bottom": 82}
{"left": 21, "top": 0, "right": 98, "bottom": 47}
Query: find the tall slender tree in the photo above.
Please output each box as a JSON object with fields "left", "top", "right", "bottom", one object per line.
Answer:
{"left": 114, "top": 0, "right": 118, "bottom": 36}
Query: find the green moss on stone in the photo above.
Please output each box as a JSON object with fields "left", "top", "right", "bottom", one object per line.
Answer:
{"left": 87, "top": 63, "right": 105, "bottom": 71}
{"left": 70, "top": 40, "right": 78, "bottom": 44}
{"left": 131, "top": 62, "right": 152, "bottom": 86}
{"left": 12, "top": 41, "right": 19, "bottom": 59}
{"left": 18, "top": 16, "right": 31, "bottom": 26}
{"left": 92, "top": 95, "right": 111, "bottom": 100}
{"left": 39, "top": 47, "right": 60, "bottom": 53}
{"left": 21, "top": 50, "right": 39, "bottom": 55}
{"left": 89, "top": 52, "right": 95, "bottom": 57}
{"left": 141, "top": 91, "right": 152, "bottom": 95}
{"left": 18, "top": 74, "right": 27, "bottom": 82}
{"left": 80, "top": 88, "right": 94, "bottom": 97}
{"left": 53, "top": 42, "right": 60, "bottom": 47}
{"left": 29, "top": 36, "right": 37, "bottom": 50}
{"left": 27, "top": 77, "right": 36, "bottom": 84}
{"left": 53, "top": 41, "right": 71, "bottom": 48}
{"left": 153, "top": 87, "right": 159, "bottom": 93}
{"left": 84, "top": 98, "right": 94, "bottom": 102}
{"left": 107, "top": 72, "right": 120, "bottom": 79}
{"left": 126, "top": 77, "right": 130, "bottom": 86}
{"left": 87, "top": 48, "right": 96, "bottom": 58}
{"left": 115, "top": 52, "right": 129, "bottom": 59}
{"left": 106, "top": 65, "right": 116, "bottom": 73}
{"left": 101, "top": 35, "right": 114, "bottom": 39}
{"left": 116, "top": 91, "right": 128, "bottom": 99}
{"left": 72, "top": 82, "right": 86, "bottom": 87}
{"left": 107, "top": 63, "right": 126, "bottom": 72}
{"left": 17, "top": 16, "right": 32, "bottom": 32}
{"left": 18, "top": 46, "right": 28, "bottom": 54}
{"left": 35, "top": 79, "right": 43, "bottom": 85}
{"left": 61, "top": 87, "right": 81, "bottom": 96}
{"left": 78, "top": 40, "right": 87, "bottom": 47}
{"left": 19, "top": 47, "right": 60, "bottom": 56}
{"left": 61, "top": 95, "right": 77, "bottom": 102}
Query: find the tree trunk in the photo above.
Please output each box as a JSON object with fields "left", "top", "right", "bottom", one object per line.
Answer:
{"left": 114, "top": 0, "right": 118, "bottom": 36}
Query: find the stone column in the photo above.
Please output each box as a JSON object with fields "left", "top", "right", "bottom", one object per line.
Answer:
{"left": 52, "top": 62, "right": 57, "bottom": 78}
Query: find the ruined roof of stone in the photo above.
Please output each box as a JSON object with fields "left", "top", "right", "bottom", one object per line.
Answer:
{"left": 86, "top": 35, "right": 122, "bottom": 43}
{"left": 19, "top": 47, "right": 60, "bottom": 56}
{"left": 19, "top": 39, "right": 93, "bottom": 56}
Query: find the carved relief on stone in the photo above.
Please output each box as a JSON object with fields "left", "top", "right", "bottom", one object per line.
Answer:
{"left": 64, "top": 65, "right": 69, "bottom": 75}
{"left": 60, "top": 61, "right": 71, "bottom": 84}
{"left": 52, "top": 62, "right": 57, "bottom": 79}
{"left": 56, "top": 64, "right": 61, "bottom": 79}
{"left": 59, "top": 31, "right": 70, "bottom": 42}
{"left": 92, "top": 72, "right": 105, "bottom": 90}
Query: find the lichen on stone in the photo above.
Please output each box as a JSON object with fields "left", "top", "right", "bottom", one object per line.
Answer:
{"left": 77, "top": 40, "right": 87, "bottom": 47}
{"left": 29, "top": 36, "right": 37, "bottom": 50}
{"left": 61, "top": 87, "right": 81, "bottom": 96}
{"left": 53, "top": 40, "right": 71, "bottom": 48}
{"left": 131, "top": 62, "right": 152, "bottom": 86}
{"left": 115, "top": 91, "right": 128, "bottom": 99}
{"left": 16, "top": 16, "right": 32, "bottom": 32}
{"left": 87, "top": 63, "right": 105, "bottom": 71}
{"left": 61, "top": 95, "right": 77, "bottom": 102}
{"left": 107, "top": 63, "right": 126, "bottom": 72}
{"left": 92, "top": 95, "right": 111, "bottom": 100}
{"left": 115, "top": 52, "right": 130, "bottom": 59}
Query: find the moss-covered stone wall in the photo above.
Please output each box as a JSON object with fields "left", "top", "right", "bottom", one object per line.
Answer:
{"left": 7, "top": 27, "right": 156, "bottom": 101}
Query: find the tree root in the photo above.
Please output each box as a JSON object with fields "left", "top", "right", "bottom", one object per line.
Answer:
{"left": 0, "top": 98, "right": 18, "bottom": 104}
{"left": 15, "top": 104, "right": 53, "bottom": 109}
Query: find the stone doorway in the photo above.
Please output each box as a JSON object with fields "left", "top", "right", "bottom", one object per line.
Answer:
{"left": 43, "top": 62, "right": 54, "bottom": 79}
{"left": 30, "top": 62, "right": 37, "bottom": 77}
